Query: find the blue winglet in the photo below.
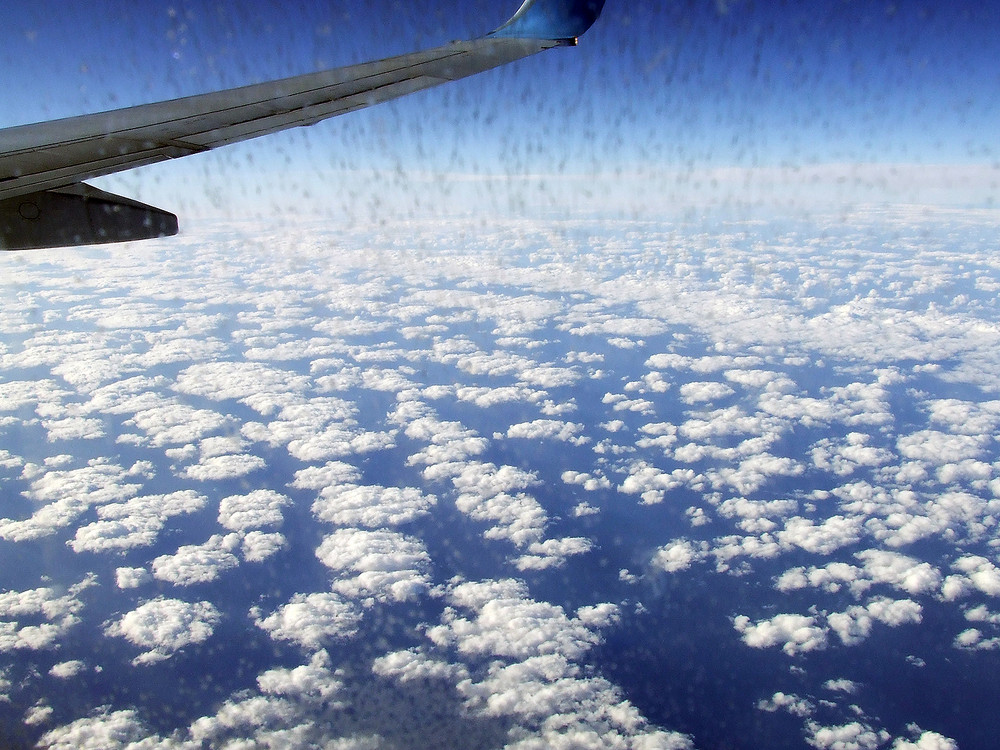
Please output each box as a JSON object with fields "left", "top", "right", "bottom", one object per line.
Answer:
{"left": 489, "top": 0, "right": 606, "bottom": 42}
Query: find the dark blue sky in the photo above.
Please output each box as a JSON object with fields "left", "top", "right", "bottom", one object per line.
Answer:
{"left": 1, "top": 1, "right": 998, "bottom": 215}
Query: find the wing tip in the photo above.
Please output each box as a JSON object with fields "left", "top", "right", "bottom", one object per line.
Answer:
{"left": 489, "top": 0, "right": 606, "bottom": 42}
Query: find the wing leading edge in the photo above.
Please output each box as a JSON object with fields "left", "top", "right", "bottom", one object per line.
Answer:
{"left": 0, "top": 0, "right": 605, "bottom": 251}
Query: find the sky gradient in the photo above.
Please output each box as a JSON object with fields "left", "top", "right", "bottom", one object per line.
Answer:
{"left": 2, "top": 0, "right": 998, "bottom": 219}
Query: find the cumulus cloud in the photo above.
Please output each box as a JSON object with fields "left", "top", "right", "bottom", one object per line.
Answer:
{"left": 777, "top": 515, "right": 862, "bottom": 555}
{"left": 561, "top": 470, "right": 612, "bottom": 491}
{"left": 679, "top": 381, "right": 735, "bottom": 404}
{"left": 450, "top": 462, "right": 548, "bottom": 547}
{"left": 38, "top": 708, "right": 151, "bottom": 750}
{"left": 897, "top": 431, "right": 986, "bottom": 464}
{"left": 315, "top": 529, "right": 431, "bottom": 603}
{"left": 0, "top": 583, "right": 86, "bottom": 654}
{"left": 892, "top": 729, "right": 958, "bottom": 750}
{"left": 514, "top": 536, "right": 593, "bottom": 571}
{"left": 42, "top": 416, "right": 105, "bottom": 442}
{"left": 775, "top": 551, "right": 942, "bottom": 599}
{"left": 257, "top": 649, "right": 344, "bottom": 703}
{"left": 757, "top": 691, "right": 815, "bottom": 717}
{"left": 115, "top": 567, "right": 152, "bottom": 589}
{"left": 948, "top": 555, "right": 1000, "bottom": 597}
{"left": 49, "top": 661, "right": 86, "bottom": 679}
{"left": 174, "top": 361, "right": 311, "bottom": 415}
{"left": 619, "top": 461, "right": 698, "bottom": 504}
{"left": 253, "top": 593, "right": 361, "bottom": 649}
{"left": 806, "top": 721, "right": 890, "bottom": 750}
{"left": 241, "top": 531, "right": 287, "bottom": 562}
{"left": 506, "top": 419, "right": 588, "bottom": 444}
{"left": 181, "top": 452, "right": 267, "bottom": 481}
{"left": 733, "top": 613, "right": 828, "bottom": 656}
{"left": 312, "top": 484, "right": 436, "bottom": 527}
{"left": 105, "top": 598, "right": 220, "bottom": 665}
{"left": 652, "top": 540, "right": 705, "bottom": 573}
{"left": 454, "top": 385, "right": 542, "bottom": 408}
{"left": 823, "top": 678, "right": 858, "bottom": 694}
{"left": 128, "top": 401, "right": 229, "bottom": 447}
{"left": 152, "top": 534, "right": 241, "bottom": 586}
{"left": 427, "top": 579, "right": 611, "bottom": 661}
{"left": 371, "top": 648, "right": 470, "bottom": 684}
{"left": 218, "top": 489, "right": 291, "bottom": 531}
{"left": 12, "top": 210, "right": 1000, "bottom": 747}
{"left": 71, "top": 490, "right": 208, "bottom": 554}
{"left": 1, "top": 459, "right": 140, "bottom": 542}
{"left": 289, "top": 461, "right": 362, "bottom": 490}
{"left": 414, "top": 578, "right": 687, "bottom": 748}
{"left": 827, "top": 598, "right": 922, "bottom": 646}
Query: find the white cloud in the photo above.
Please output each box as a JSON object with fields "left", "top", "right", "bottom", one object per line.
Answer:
{"left": 776, "top": 551, "right": 941, "bottom": 599}
{"left": 515, "top": 537, "right": 593, "bottom": 571}
{"left": 679, "top": 381, "right": 735, "bottom": 404}
{"left": 1, "top": 459, "right": 140, "bottom": 542}
{"left": 823, "top": 678, "right": 858, "bottom": 694}
{"left": 115, "top": 567, "right": 151, "bottom": 589}
{"left": 37, "top": 708, "right": 151, "bottom": 750}
{"left": 733, "top": 613, "right": 828, "bottom": 655}
{"left": 181, "top": 452, "right": 267, "bottom": 481}
{"left": 174, "top": 361, "right": 311, "bottom": 415}
{"left": 619, "top": 461, "right": 698, "bottom": 504}
{"left": 506, "top": 419, "right": 588, "bottom": 444}
{"left": 257, "top": 649, "right": 344, "bottom": 703}
{"left": 827, "top": 598, "right": 922, "bottom": 646}
{"left": 948, "top": 555, "right": 1000, "bottom": 597}
{"left": 757, "top": 691, "right": 815, "bottom": 717}
{"left": 312, "top": 484, "right": 436, "bottom": 527}
{"left": 129, "top": 401, "right": 228, "bottom": 447}
{"left": 427, "top": 579, "right": 611, "bottom": 661}
{"left": 253, "top": 593, "right": 361, "bottom": 649}
{"left": 897, "top": 431, "right": 986, "bottom": 464}
{"left": 414, "top": 578, "right": 685, "bottom": 748}
{"left": 451, "top": 462, "right": 547, "bottom": 546}
{"left": 777, "top": 515, "right": 862, "bottom": 555}
{"left": 0, "top": 582, "right": 89, "bottom": 654}
{"left": 69, "top": 517, "right": 160, "bottom": 554}
{"left": 652, "top": 540, "right": 705, "bottom": 573}
{"left": 371, "top": 648, "right": 470, "bottom": 684}
{"left": 49, "top": 661, "right": 86, "bottom": 679}
{"left": 561, "top": 470, "right": 611, "bottom": 491}
{"left": 289, "top": 461, "right": 362, "bottom": 490}
{"left": 892, "top": 729, "right": 958, "bottom": 750}
{"left": 241, "top": 531, "right": 287, "bottom": 562}
{"left": 24, "top": 685, "right": 49, "bottom": 716}
{"left": 218, "top": 489, "right": 291, "bottom": 531}
{"left": 152, "top": 534, "right": 241, "bottom": 586}
{"left": 454, "top": 385, "right": 542, "bottom": 408}
{"left": 105, "top": 598, "right": 220, "bottom": 665}
{"left": 71, "top": 489, "right": 208, "bottom": 554}
{"left": 806, "top": 721, "right": 890, "bottom": 750}
{"left": 42, "top": 416, "right": 105, "bottom": 442}
{"left": 812, "top": 433, "right": 893, "bottom": 476}
{"left": 315, "top": 528, "right": 431, "bottom": 603}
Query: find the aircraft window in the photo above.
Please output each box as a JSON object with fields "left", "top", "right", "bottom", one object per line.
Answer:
{"left": 0, "top": 2, "right": 997, "bottom": 748}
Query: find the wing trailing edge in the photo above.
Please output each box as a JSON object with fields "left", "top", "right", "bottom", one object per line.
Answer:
{"left": 0, "top": 0, "right": 605, "bottom": 251}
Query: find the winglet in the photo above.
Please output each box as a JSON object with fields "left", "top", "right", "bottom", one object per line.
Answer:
{"left": 489, "top": 0, "right": 606, "bottom": 43}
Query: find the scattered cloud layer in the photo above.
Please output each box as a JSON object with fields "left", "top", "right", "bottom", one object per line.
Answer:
{"left": 3, "top": 209, "right": 1000, "bottom": 747}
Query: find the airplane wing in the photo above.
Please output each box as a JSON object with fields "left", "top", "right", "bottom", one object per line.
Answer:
{"left": 0, "top": 0, "right": 605, "bottom": 251}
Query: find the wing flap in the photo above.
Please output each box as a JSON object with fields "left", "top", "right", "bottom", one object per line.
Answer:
{"left": 0, "top": 183, "right": 177, "bottom": 251}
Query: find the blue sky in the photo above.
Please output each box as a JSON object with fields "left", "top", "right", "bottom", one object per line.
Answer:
{"left": 1, "top": 1, "right": 998, "bottom": 215}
